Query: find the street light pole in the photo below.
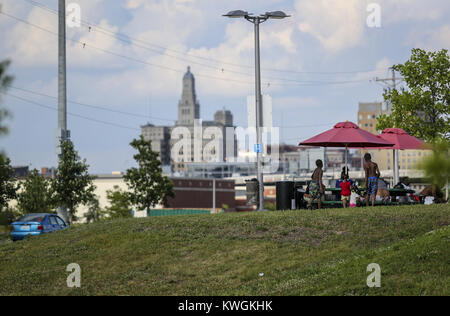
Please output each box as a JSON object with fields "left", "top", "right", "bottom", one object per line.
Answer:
{"left": 57, "top": 0, "right": 69, "bottom": 224}
{"left": 223, "top": 10, "right": 290, "bottom": 211}
{"left": 253, "top": 17, "right": 264, "bottom": 211}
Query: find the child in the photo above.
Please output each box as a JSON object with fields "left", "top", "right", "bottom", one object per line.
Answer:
{"left": 339, "top": 175, "right": 351, "bottom": 208}
{"left": 349, "top": 185, "right": 360, "bottom": 208}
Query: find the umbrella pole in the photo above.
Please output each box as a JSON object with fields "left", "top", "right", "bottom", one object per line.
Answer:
{"left": 393, "top": 149, "right": 399, "bottom": 186}
{"left": 345, "top": 144, "right": 348, "bottom": 175}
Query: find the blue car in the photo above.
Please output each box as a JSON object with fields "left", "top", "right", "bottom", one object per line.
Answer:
{"left": 10, "top": 213, "right": 68, "bottom": 241}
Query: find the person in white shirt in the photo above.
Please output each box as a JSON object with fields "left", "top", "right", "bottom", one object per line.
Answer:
{"left": 349, "top": 185, "right": 360, "bottom": 207}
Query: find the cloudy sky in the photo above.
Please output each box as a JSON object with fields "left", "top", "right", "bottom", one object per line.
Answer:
{"left": 0, "top": 0, "right": 449, "bottom": 173}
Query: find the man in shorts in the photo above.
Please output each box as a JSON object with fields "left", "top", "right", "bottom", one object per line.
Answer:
{"left": 364, "top": 153, "right": 380, "bottom": 207}
{"left": 308, "top": 159, "right": 324, "bottom": 210}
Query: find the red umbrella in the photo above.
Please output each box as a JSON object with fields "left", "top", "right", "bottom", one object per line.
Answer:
{"left": 374, "top": 128, "right": 429, "bottom": 185}
{"left": 299, "top": 121, "right": 394, "bottom": 170}
{"left": 377, "top": 128, "right": 429, "bottom": 150}
{"left": 299, "top": 122, "right": 394, "bottom": 147}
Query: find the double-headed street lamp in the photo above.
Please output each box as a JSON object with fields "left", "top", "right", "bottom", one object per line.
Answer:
{"left": 223, "top": 10, "right": 290, "bottom": 211}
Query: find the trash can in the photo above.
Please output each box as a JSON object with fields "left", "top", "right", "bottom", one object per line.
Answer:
{"left": 294, "top": 182, "right": 306, "bottom": 209}
{"left": 276, "top": 181, "right": 295, "bottom": 210}
{"left": 246, "top": 178, "right": 259, "bottom": 206}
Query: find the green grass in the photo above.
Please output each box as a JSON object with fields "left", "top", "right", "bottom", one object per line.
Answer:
{"left": 0, "top": 204, "right": 449, "bottom": 296}
{"left": 0, "top": 226, "right": 10, "bottom": 246}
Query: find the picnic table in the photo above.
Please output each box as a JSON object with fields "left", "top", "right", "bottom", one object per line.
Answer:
{"left": 302, "top": 187, "right": 417, "bottom": 208}
{"left": 325, "top": 187, "right": 415, "bottom": 195}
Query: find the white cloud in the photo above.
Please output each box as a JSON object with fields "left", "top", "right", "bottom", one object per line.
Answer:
{"left": 405, "top": 24, "right": 450, "bottom": 51}
{"left": 294, "top": 0, "right": 365, "bottom": 54}
{"left": 292, "top": 0, "right": 450, "bottom": 54}
{"left": 274, "top": 96, "right": 321, "bottom": 110}
{"left": 378, "top": 0, "right": 448, "bottom": 24}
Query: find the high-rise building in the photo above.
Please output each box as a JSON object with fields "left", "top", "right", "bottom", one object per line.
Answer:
{"left": 141, "top": 67, "right": 237, "bottom": 175}
{"left": 141, "top": 124, "right": 171, "bottom": 166}
{"left": 214, "top": 109, "right": 233, "bottom": 127}
{"left": 178, "top": 66, "right": 200, "bottom": 126}
{"left": 357, "top": 102, "right": 390, "bottom": 134}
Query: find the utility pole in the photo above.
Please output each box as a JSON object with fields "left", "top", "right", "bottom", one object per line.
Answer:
{"left": 58, "top": 0, "right": 67, "bottom": 140}
{"left": 57, "top": 0, "right": 70, "bottom": 223}
{"left": 375, "top": 67, "right": 403, "bottom": 186}
{"left": 375, "top": 67, "right": 403, "bottom": 91}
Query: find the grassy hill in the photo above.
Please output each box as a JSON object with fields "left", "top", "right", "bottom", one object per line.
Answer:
{"left": 0, "top": 204, "right": 449, "bottom": 296}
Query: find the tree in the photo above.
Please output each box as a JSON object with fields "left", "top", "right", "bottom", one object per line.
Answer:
{"left": 0, "top": 60, "right": 14, "bottom": 136}
{"left": 0, "top": 60, "right": 16, "bottom": 225}
{"left": 52, "top": 140, "right": 96, "bottom": 224}
{"left": 417, "top": 139, "right": 450, "bottom": 198}
{"left": 0, "top": 155, "right": 19, "bottom": 211}
{"left": 377, "top": 49, "right": 450, "bottom": 143}
{"left": 84, "top": 196, "right": 105, "bottom": 224}
{"left": 0, "top": 206, "right": 19, "bottom": 226}
{"left": 16, "top": 169, "right": 54, "bottom": 216}
{"left": 104, "top": 186, "right": 132, "bottom": 219}
{"left": 124, "top": 136, "right": 174, "bottom": 213}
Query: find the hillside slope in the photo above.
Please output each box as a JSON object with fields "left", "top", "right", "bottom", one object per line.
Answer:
{"left": 0, "top": 204, "right": 449, "bottom": 296}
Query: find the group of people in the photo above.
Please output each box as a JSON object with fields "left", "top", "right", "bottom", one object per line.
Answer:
{"left": 305, "top": 153, "right": 381, "bottom": 209}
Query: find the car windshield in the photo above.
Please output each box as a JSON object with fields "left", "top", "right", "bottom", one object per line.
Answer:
{"left": 18, "top": 214, "right": 46, "bottom": 223}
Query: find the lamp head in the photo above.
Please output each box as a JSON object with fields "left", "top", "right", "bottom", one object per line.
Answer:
{"left": 265, "top": 11, "right": 290, "bottom": 19}
{"left": 222, "top": 10, "right": 249, "bottom": 18}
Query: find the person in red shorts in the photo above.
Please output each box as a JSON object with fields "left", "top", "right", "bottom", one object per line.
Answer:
{"left": 340, "top": 175, "right": 352, "bottom": 208}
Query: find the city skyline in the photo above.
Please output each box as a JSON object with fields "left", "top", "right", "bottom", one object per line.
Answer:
{"left": 0, "top": 0, "right": 449, "bottom": 173}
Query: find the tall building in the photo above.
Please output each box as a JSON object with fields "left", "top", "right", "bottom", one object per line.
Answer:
{"left": 142, "top": 67, "right": 237, "bottom": 175}
{"left": 178, "top": 66, "right": 200, "bottom": 126}
{"left": 357, "top": 102, "right": 431, "bottom": 172}
{"left": 214, "top": 109, "right": 233, "bottom": 127}
{"left": 357, "top": 102, "right": 389, "bottom": 134}
{"left": 141, "top": 124, "right": 171, "bottom": 166}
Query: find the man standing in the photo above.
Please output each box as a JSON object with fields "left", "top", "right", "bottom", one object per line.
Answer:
{"left": 308, "top": 159, "right": 324, "bottom": 210}
{"left": 364, "top": 153, "right": 380, "bottom": 207}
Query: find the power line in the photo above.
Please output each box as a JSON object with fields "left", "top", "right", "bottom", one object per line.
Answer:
{"left": 375, "top": 67, "right": 404, "bottom": 90}
{"left": 0, "top": 11, "right": 253, "bottom": 85}
{"left": 9, "top": 86, "right": 176, "bottom": 122}
{"left": 1, "top": 10, "right": 375, "bottom": 88}
{"left": 18, "top": 0, "right": 387, "bottom": 77}
{"left": 8, "top": 86, "right": 338, "bottom": 130}
{"left": 2, "top": 92, "right": 141, "bottom": 131}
